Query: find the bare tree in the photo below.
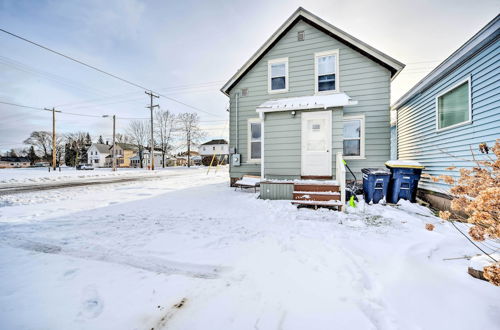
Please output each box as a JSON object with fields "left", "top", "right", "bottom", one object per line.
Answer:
{"left": 23, "top": 131, "right": 52, "bottom": 161}
{"left": 127, "top": 120, "right": 149, "bottom": 168}
{"left": 155, "top": 109, "right": 176, "bottom": 168}
{"left": 177, "top": 113, "right": 204, "bottom": 167}
{"left": 115, "top": 133, "right": 132, "bottom": 144}
{"left": 66, "top": 132, "right": 87, "bottom": 166}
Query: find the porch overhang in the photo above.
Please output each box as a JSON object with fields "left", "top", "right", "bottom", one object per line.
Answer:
{"left": 256, "top": 93, "right": 357, "bottom": 114}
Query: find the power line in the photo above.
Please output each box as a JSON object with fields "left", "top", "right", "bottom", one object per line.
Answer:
{"left": 0, "top": 100, "right": 227, "bottom": 123}
{"left": 0, "top": 28, "right": 224, "bottom": 117}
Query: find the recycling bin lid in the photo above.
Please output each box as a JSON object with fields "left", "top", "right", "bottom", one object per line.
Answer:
{"left": 385, "top": 160, "right": 424, "bottom": 169}
{"left": 361, "top": 168, "right": 391, "bottom": 175}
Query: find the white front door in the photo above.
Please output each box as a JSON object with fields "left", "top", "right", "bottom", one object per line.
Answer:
{"left": 301, "top": 110, "right": 332, "bottom": 176}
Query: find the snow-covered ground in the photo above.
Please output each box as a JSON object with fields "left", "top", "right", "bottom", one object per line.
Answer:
{"left": 0, "top": 167, "right": 498, "bottom": 330}
{"left": 0, "top": 166, "right": 187, "bottom": 185}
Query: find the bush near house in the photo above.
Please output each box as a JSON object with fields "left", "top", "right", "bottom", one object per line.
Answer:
{"left": 430, "top": 140, "right": 499, "bottom": 286}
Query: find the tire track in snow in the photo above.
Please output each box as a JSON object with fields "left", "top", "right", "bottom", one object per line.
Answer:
{"left": 2, "top": 238, "right": 228, "bottom": 279}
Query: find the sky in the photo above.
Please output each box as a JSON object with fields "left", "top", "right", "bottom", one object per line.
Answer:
{"left": 0, "top": 0, "right": 498, "bottom": 153}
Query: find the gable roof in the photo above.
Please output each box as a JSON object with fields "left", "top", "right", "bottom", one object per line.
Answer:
{"left": 392, "top": 14, "right": 500, "bottom": 109}
{"left": 113, "top": 143, "right": 138, "bottom": 151}
{"left": 91, "top": 143, "right": 111, "bottom": 154}
{"left": 221, "top": 7, "right": 404, "bottom": 95}
{"left": 0, "top": 157, "right": 29, "bottom": 162}
{"left": 200, "top": 139, "right": 228, "bottom": 146}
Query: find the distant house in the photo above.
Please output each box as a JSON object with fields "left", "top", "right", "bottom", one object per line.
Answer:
{"left": 199, "top": 139, "right": 229, "bottom": 165}
{"left": 130, "top": 150, "right": 164, "bottom": 168}
{"left": 0, "top": 157, "right": 30, "bottom": 168}
{"left": 392, "top": 15, "right": 499, "bottom": 208}
{"left": 199, "top": 139, "right": 229, "bottom": 156}
{"left": 107, "top": 143, "right": 138, "bottom": 167}
{"left": 221, "top": 7, "right": 404, "bottom": 200}
{"left": 175, "top": 151, "right": 201, "bottom": 166}
{"left": 87, "top": 143, "right": 110, "bottom": 167}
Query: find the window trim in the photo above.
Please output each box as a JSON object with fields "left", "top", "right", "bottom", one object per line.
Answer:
{"left": 268, "top": 57, "right": 289, "bottom": 94}
{"left": 342, "top": 115, "right": 365, "bottom": 159}
{"left": 435, "top": 76, "right": 472, "bottom": 132}
{"left": 314, "top": 49, "right": 340, "bottom": 95}
{"left": 247, "top": 118, "right": 262, "bottom": 163}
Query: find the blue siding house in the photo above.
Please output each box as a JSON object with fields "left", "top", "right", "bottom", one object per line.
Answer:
{"left": 392, "top": 15, "right": 499, "bottom": 206}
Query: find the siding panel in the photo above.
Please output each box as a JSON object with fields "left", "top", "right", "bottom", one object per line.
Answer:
{"left": 396, "top": 40, "right": 500, "bottom": 193}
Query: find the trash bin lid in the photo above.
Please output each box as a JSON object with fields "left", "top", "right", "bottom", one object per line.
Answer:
{"left": 385, "top": 160, "right": 425, "bottom": 169}
{"left": 361, "top": 168, "right": 391, "bottom": 175}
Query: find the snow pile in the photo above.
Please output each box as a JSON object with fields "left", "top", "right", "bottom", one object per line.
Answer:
{"left": 470, "top": 253, "right": 500, "bottom": 271}
{"left": 0, "top": 167, "right": 498, "bottom": 330}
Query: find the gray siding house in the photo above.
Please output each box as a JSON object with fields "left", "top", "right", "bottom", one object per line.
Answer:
{"left": 392, "top": 15, "right": 499, "bottom": 205}
{"left": 221, "top": 7, "right": 404, "bottom": 198}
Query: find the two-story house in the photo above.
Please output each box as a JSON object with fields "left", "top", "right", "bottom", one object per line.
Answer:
{"left": 87, "top": 143, "right": 110, "bottom": 167}
{"left": 107, "top": 143, "right": 138, "bottom": 168}
{"left": 221, "top": 7, "right": 404, "bottom": 200}
{"left": 199, "top": 139, "right": 229, "bottom": 156}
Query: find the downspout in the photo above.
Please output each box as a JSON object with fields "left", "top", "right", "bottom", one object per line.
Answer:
{"left": 259, "top": 111, "right": 265, "bottom": 179}
{"left": 235, "top": 93, "right": 239, "bottom": 152}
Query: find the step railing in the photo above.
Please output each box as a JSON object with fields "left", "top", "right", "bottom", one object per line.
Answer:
{"left": 336, "top": 152, "right": 346, "bottom": 211}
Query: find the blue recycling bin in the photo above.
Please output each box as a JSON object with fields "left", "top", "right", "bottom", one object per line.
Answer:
{"left": 362, "top": 168, "right": 391, "bottom": 204}
{"left": 385, "top": 161, "right": 424, "bottom": 204}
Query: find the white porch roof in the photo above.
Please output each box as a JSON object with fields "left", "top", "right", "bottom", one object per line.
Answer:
{"left": 256, "top": 93, "right": 357, "bottom": 113}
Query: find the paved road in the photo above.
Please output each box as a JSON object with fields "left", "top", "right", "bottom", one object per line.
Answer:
{"left": 0, "top": 174, "right": 168, "bottom": 196}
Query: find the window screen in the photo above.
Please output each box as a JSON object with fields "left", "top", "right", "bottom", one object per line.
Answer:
{"left": 437, "top": 81, "right": 470, "bottom": 129}
{"left": 343, "top": 119, "right": 361, "bottom": 156}
{"left": 317, "top": 55, "right": 336, "bottom": 91}
{"left": 250, "top": 122, "right": 261, "bottom": 159}
{"left": 270, "top": 62, "right": 286, "bottom": 91}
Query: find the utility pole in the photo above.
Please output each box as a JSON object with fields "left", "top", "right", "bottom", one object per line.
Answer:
{"left": 103, "top": 115, "right": 116, "bottom": 171}
{"left": 112, "top": 115, "right": 116, "bottom": 172}
{"left": 45, "top": 107, "right": 61, "bottom": 171}
{"left": 145, "top": 91, "right": 159, "bottom": 170}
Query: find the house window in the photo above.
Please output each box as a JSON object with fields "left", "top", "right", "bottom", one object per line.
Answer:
{"left": 315, "top": 50, "right": 338, "bottom": 93}
{"left": 436, "top": 77, "right": 471, "bottom": 130}
{"left": 248, "top": 118, "right": 262, "bottom": 161}
{"left": 343, "top": 116, "right": 365, "bottom": 158}
{"left": 268, "top": 58, "right": 288, "bottom": 93}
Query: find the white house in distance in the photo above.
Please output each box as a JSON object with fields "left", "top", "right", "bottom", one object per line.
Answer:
{"left": 130, "top": 150, "right": 164, "bottom": 168}
{"left": 199, "top": 139, "right": 229, "bottom": 156}
{"left": 87, "top": 143, "right": 110, "bottom": 167}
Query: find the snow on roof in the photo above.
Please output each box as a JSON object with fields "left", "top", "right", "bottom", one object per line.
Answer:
{"left": 385, "top": 160, "right": 425, "bottom": 169}
{"left": 256, "top": 93, "right": 357, "bottom": 113}
{"left": 91, "top": 143, "right": 111, "bottom": 154}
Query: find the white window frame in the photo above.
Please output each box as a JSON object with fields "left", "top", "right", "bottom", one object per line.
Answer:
{"left": 314, "top": 49, "right": 340, "bottom": 95}
{"left": 435, "top": 76, "right": 472, "bottom": 132}
{"left": 268, "top": 57, "right": 289, "bottom": 94}
{"left": 342, "top": 115, "right": 365, "bottom": 159}
{"left": 247, "top": 118, "right": 262, "bottom": 163}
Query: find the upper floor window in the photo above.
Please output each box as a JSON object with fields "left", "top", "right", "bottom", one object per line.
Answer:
{"left": 315, "top": 50, "right": 338, "bottom": 93}
{"left": 268, "top": 58, "right": 288, "bottom": 93}
{"left": 436, "top": 77, "right": 471, "bottom": 131}
{"left": 343, "top": 115, "right": 365, "bottom": 159}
